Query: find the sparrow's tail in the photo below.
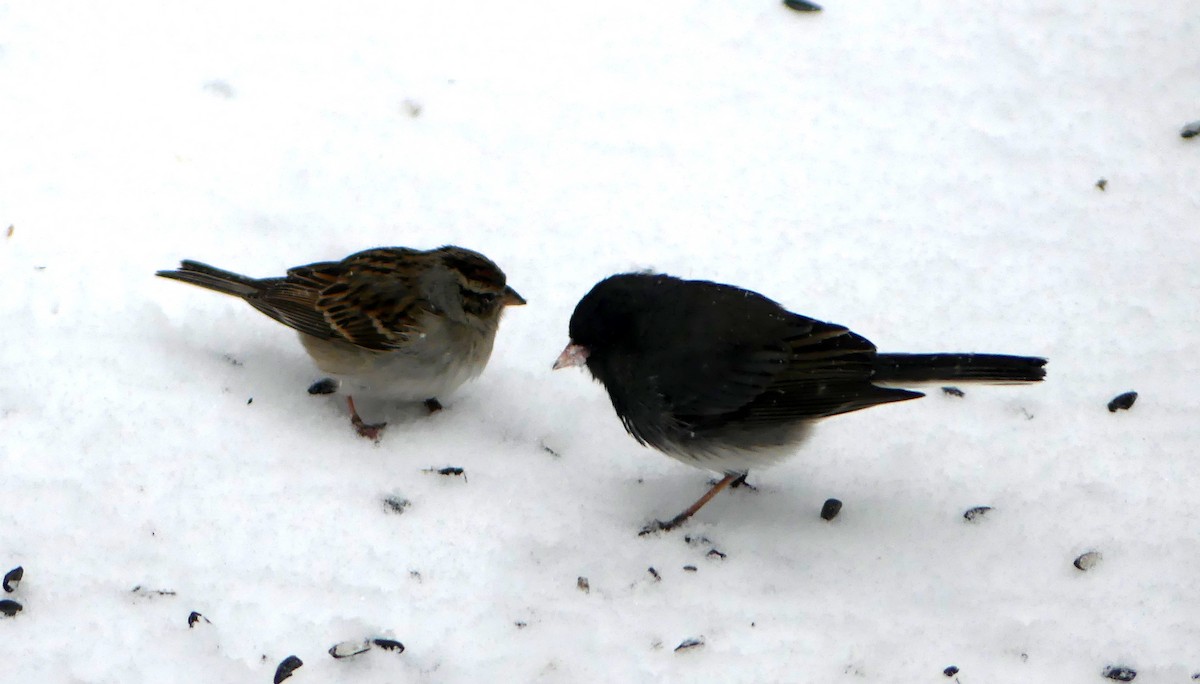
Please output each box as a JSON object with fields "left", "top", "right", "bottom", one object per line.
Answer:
{"left": 156, "top": 260, "right": 264, "bottom": 299}
{"left": 872, "top": 353, "right": 1046, "bottom": 385}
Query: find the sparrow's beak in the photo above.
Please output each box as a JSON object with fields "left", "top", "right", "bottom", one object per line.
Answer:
{"left": 553, "top": 343, "right": 589, "bottom": 370}
{"left": 501, "top": 286, "right": 526, "bottom": 306}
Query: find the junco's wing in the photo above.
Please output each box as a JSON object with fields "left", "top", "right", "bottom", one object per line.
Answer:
{"left": 720, "top": 316, "right": 922, "bottom": 426}
{"left": 637, "top": 280, "right": 920, "bottom": 431}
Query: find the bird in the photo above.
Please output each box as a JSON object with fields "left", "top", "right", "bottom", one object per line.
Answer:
{"left": 158, "top": 245, "right": 525, "bottom": 439}
{"left": 553, "top": 272, "right": 1046, "bottom": 533}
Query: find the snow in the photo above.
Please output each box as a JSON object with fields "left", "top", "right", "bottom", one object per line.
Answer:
{"left": 2, "top": 1, "right": 1198, "bottom": 682}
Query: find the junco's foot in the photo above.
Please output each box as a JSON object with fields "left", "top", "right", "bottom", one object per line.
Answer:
{"left": 555, "top": 272, "right": 1045, "bottom": 532}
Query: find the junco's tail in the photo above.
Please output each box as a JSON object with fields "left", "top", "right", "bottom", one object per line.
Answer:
{"left": 156, "top": 261, "right": 264, "bottom": 298}
{"left": 872, "top": 353, "right": 1046, "bottom": 384}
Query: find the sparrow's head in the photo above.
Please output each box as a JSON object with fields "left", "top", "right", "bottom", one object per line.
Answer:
{"left": 435, "top": 246, "right": 526, "bottom": 320}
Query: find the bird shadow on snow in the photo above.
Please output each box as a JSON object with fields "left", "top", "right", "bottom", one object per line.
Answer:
{"left": 149, "top": 311, "right": 442, "bottom": 436}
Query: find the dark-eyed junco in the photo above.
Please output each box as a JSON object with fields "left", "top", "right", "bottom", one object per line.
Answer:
{"left": 159, "top": 246, "right": 524, "bottom": 439}
{"left": 554, "top": 272, "right": 1045, "bottom": 533}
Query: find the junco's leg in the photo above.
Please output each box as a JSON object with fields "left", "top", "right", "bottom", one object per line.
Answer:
{"left": 640, "top": 472, "right": 742, "bottom": 535}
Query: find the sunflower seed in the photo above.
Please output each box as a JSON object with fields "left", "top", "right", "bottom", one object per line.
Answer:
{"left": 3, "top": 566, "right": 22, "bottom": 593}
{"left": 820, "top": 498, "right": 843, "bottom": 521}
{"left": 274, "top": 655, "right": 303, "bottom": 683}
{"left": 783, "top": 0, "right": 822, "bottom": 11}
{"left": 1107, "top": 391, "right": 1137, "bottom": 412}
{"left": 372, "top": 638, "right": 405, "bottom": 653}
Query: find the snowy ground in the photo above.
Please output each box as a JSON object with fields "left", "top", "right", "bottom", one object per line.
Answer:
{"left": 2, "top": 1, "right": 1198, "bottom": 682}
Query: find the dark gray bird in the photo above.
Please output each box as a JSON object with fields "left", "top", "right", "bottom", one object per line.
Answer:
{"left": 554, "top": 272, "right": 1046, "bottom": 533}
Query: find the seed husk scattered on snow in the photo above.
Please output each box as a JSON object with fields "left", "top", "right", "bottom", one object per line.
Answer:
{"left": 274, "top": 655, "right": 303, "bottom": 683}
{"left": 424, "top": 466, "right": 466, "bottom": 480}
{"left": 1074, "top": 551, "right": 1102, "bottom": 571}
{"left": 820, "top": 498, "right": 843, "bottom": 521}
{"left": 382, "top": 496, "right": 410, "bottom": 514}
{"left": 783, "top": 0, "right": 822, "bottom": 11}
{"left": 941, "top": 386, "right": 965, "bottom": 397}
{"left": 1107, "top": 391, "right": 1138, "bottom": 412}
{"left": 1102, "top": 665, "right": 1137, "bottom": 681}
{"left": 944, "top": 665, "right": 960, "bottom": 676}
{"left": 307, "top": 378, "right": 337, "bottom": 394}
{"left": 577, "top": 576, "right": 590, "bottom": 593}
{"left": 130, "top": 586, "right": 176, "bottom": 598}
{"left": 0, "top": 599, "right": 22, "bottom": 617}
{"left": 372, "top": 638, "right": 405, "bottom": 653}
{"left": 329, "top": 640, "right": 371, "bottom": 659}
{"left": 963, "top": 506, "right": 992, "bottom": 522}
{"left": 675, "top": 636, "right": 705, "bottom": 652}
{"left": 3, "top": 566, "right": 22, "bottom": 593}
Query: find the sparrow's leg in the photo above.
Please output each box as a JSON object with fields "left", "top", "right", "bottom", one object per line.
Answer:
{"left": 639, "top": 472, "right": 741, "bottom": 535}
{"left": 346, "top": 396, "right": 386, "bottom": 441}
{"left": 423, "top": 398, "right": 443, "bottom": 413}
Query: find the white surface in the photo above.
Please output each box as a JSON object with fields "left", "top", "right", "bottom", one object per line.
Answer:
{"left": 2, "top": 1, "right": 1198, "bottom": 682}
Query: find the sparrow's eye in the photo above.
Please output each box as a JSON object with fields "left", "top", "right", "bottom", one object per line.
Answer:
{"left": 460, "top": 287, "right": 499, "bottom": 312}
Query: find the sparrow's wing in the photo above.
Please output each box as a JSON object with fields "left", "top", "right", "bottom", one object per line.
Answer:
{"left": 208, "top": 248, "right": 424, "bottom": 350}
{"left": 272, "top": 249, "right": 426, "bottom": 350}
{"left": 157, "top": 259, "right": 343, "bottom": 342}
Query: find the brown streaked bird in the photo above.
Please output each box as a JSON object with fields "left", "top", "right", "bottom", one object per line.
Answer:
{"left": 158, "top": 245, "right": 524, "bottom": 439}
{"left": 554, "top": 272, "right": 1045, "bottom": 534}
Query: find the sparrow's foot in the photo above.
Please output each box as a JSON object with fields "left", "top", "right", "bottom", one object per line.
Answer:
{"left": 347, "top": 396, "right": 386, "bottom": 441}
{"left": 424, "top": 397, "right": 443, "bottom": 413}
{"left": 352, "top": 417, "right": 387, "bottom": 441}
{"left": 308, "top": 378, "right": 338, "bottom": 395}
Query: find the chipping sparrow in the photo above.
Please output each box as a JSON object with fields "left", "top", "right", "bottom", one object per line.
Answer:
{"left": 159, "top": 245, "right": 524, "bottom": 439}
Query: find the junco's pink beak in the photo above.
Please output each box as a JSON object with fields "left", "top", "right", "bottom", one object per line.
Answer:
{"left": 553, "top": 343, "right": 589, "bottom": 370}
